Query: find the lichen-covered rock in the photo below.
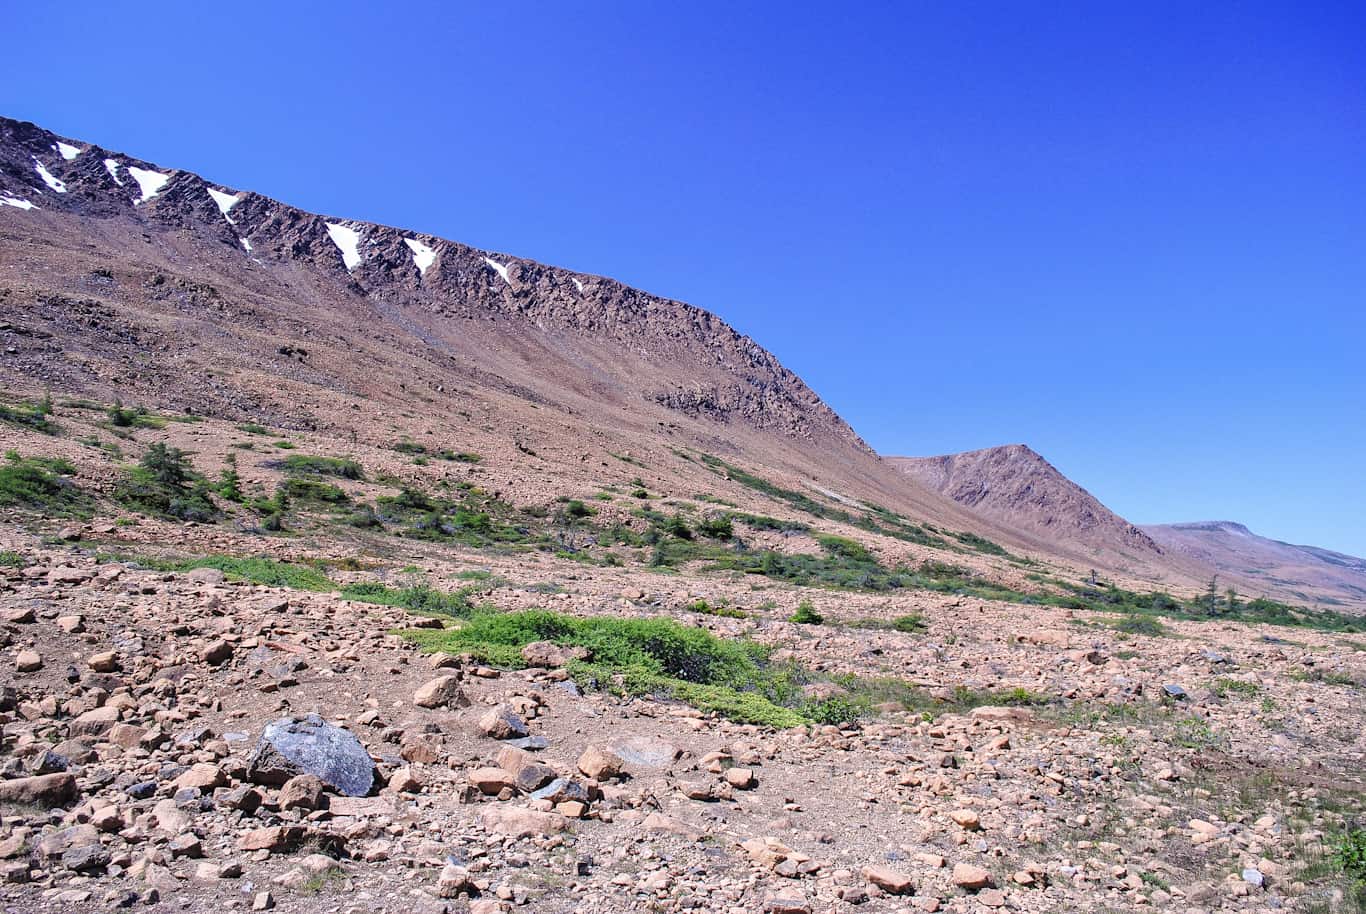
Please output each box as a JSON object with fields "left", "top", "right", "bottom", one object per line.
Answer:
{"left": 246, "top": 714, "right": 375, "bottom": 797}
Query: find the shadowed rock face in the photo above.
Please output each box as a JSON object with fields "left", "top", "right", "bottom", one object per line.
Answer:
{"left": 888, "top": 444, "right": 1161, "bottom": 556}
{"left": 0, "top": 115, "right": 866, "bottom": 453}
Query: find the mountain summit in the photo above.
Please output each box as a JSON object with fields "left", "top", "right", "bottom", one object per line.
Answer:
{"left": 887, "top": 444, "right": 1161, "bottom": 558}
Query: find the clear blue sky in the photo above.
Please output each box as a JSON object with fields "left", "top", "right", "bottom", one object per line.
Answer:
{"left": 5, "top": 2, "right": 1364, "bottom": 555}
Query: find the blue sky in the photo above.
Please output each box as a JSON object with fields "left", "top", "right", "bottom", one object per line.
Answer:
{"left": 4, "top": 2, "right": 1364, "bottom": 555}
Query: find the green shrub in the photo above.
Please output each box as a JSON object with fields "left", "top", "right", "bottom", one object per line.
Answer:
{"left": 0, "top": 551, "right": 26, "bottom": 567}
{"left": 1112, "top": 615, "right": 1170, "bottom": 637}
{"left": 891, "top": 614, "right": 927, "bottom": 633}
{"left": 393, "top": 441, "right": 427, "bottom": 455}
{"left": 281, "top": 454, "right": 364, "bottom": 479}
{"left": 1336, "top": 829, "right": 1366, "bottom": 885}
{"left": 236, "top": 422, "right": 269, "bottom": 435}
{"left": 790, "top": 602, "right": 824, "bottom": 625}
{"left": 0, "top": 452, "right": 91, "bottom": 516}
{"left": 696, "top": 515, "right": 734, "bottom": 539}
{"left": 563, "top": 499, "right": 596, "bottom": 519}
{"left": 280, "top": 478, "right": 349, "bottom": 504}
{"left": 114, "top": 443, "right": 217, "bottom": 522}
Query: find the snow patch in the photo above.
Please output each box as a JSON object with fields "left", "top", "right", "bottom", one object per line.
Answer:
{"left": 404, "top": 238, "right": 437, "bottom": 275}
{"left": 206, "top": 187, "right": 241, "bottom": 224}
{"left": 325, "top": 222, "right": 362, "bottom": 269}
{"left": 482, "top": 257, "right": 510, "bottom": 283}
{"left": 240, "top": 237, "right": 253, "bottom": 252}
{"left": 127, "top": 166, "right": 171, "bottom": 204}
{"left": 571, "top": 277, "right": 584, "bottom": 293}
{"left": 1, "top": 195, "right": 37, "bottom": 211}
{"left": 104, "top": 158, "right": 124, "bottom": 185}
{"left": 54, "top": 142, "right": 82, "bottom": 160}
{"left": 32, "top": 157, "right": 66, "bottom": 193}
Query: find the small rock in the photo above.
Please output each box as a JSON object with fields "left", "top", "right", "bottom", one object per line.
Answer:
{"left": 413, "top": 675, "right": 469, "bottom": 710}
{"left": 479, "top": 706, "right": 529, "bottom": 740}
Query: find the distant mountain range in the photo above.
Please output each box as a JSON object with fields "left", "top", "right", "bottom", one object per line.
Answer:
{"left": 892, "top": 446, "right": 1366, "bottom": 611}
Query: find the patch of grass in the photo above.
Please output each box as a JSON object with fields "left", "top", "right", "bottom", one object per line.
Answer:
{"left": 0, "top": 401, "right": 55, "bottom": 434}
{"left": 790, "top": 601, "right": 824, "bottom": 625}
{"left": 685, "top": 599, "right": 747, "bottom": 619}
{"left": 272, "top": 440, "right": 296, "bottom": 449}
{"left": 0, "top": 551, "right": 26, "bottom": 568}
{"left": 403, "top": 610, "right": 816, "bottom": 727}
{"left": 341, "top": 581, "right": 478, "bottom": 616}
{"left": 0, "top": 452, "right": 92, "bottom": 516}
{"left": 106, "top": 553, "right": 335, "bottom": 591}
{"left": 1290, "top": 668, "right": 1360, "bottom": 687}
{"left": 1211, "top": 677, "right": 1262, "bottom": 699}
{"left": 236, "top": 422, "right": 269, "bottom": 435}
{"left": 280, "top": 454, "right": 364, "bottom": 479}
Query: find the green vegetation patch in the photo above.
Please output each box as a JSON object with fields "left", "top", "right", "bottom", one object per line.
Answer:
{"left": 280, "top": 454, "right": 364, "bottom": 479}
{"left": 404, "top": 609, "right": 949, "bottom": 728}
{"left": 103, "top": 553, "right": 334, "bottom": 591}
{"left": 0, "top": 401, "right": 55, "bottom": 434}
{"left": 0, "top": 452, "right": 91, "bottom": 516}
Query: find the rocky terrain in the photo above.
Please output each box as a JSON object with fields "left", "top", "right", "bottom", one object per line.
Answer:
{"left": 0, "top": 117, "right": 1363, "bottom": 913}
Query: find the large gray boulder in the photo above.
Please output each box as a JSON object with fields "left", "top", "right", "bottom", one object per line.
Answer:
{"left": 246, "top": 714, "right": 375, "bottom": 797}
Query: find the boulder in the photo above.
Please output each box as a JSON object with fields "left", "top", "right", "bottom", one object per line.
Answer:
{"left": 0, "top": 773, "right": 76, "bottom": 806}
{"left": 246, "top": 714, "right": 375, "bottom": 797}
{"left": 577, "top": 746, "right": 624, "bottom": 780}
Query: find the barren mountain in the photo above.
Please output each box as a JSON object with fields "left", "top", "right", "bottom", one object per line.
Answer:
{"left": 1143, "top": 520, "right": 1366, "bottom": 609}
{"left": 888, "top": 445, "right": 1160, "bottom": 558}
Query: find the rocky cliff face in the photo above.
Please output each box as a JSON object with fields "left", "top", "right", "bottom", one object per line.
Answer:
{"left": 0, "top": 116, "right": 865, "bottom": 451}
{"left": 888, "top": 444, "right": 1162, "bottom": 556}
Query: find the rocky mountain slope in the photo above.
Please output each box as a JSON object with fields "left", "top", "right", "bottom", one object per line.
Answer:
{"left": 1144, "top": 521, "right": 1366, "bottom": 609}
{"left": 0, "top": 116, "right": 1363, "bottom": 914}
{"left": 888, "top": 445, "right": 1160, "bottom": 558}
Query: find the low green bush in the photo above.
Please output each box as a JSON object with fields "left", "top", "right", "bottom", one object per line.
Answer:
{"left": 0, "top": 452, "right": 91, "bottom": 516}
{"left": 281, "top": 454, "right": 364, "bottom": 479}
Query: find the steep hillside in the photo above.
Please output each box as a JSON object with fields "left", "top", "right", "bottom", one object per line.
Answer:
{"left": 888, "top": 445, "right": 1160, "bottom": 557}
{"left": 1144, "top": 521, "right": 1366, "bottom": 609}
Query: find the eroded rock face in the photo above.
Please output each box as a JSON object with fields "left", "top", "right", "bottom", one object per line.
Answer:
{"left": 246, "top": 714, "right": 375, "bottom": 797}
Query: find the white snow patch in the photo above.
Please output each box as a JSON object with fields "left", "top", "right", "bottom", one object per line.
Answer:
{"left": 325, "top": 222, "right": 362, "bottom": 269}
{"left": 404, "top": 238, "right": 437, "bottom": 275}
{"left": 32, "top": 157, "right": 66, "bottom": 193}
{"left": 206, "top": 187, "right": 241, "bottom": 224}
{"left": 482, "top": 257, "right": 510, "bottom": 283}
{"left": 127, "top": 167, "right": 171, "bottom": 204}
{"left": 104, "top": 159, "right": 125, "bottom": 185}
{"left": 240, "top": 237, "right": 253, "bottom": 252}
{"left": 54, "top": 142, "right": 82, "bottom": 160}
{"left": 571, "top": 277, "right": 584, "bottom": 293}
{"left": 1, "top": 195, "right": 37, "bottom": 211}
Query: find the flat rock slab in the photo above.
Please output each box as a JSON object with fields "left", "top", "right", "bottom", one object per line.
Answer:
{"left": 246, "top": 714, "right": 375, "bottom": 797}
